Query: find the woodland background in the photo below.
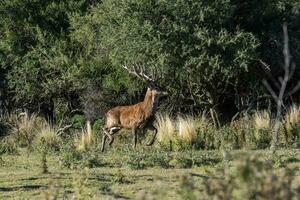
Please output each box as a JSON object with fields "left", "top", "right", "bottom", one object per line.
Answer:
{"left": 1, "top": 0, "right": 300, "bottom": 124}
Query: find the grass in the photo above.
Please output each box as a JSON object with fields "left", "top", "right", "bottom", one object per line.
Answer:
{"left": 178, "top": 116, "right": 196, "bottom": 144}
{"left": 155, "top": 113, "right": 175, "bottom": 146}
{"left": 284, "top": 105, "right": 300, "bottom": 143}
{"left": 1, "top": 110, "right": 300, "bottom": 199}
{"left": 0, "top": 148, "right": 300, "bottom": 199}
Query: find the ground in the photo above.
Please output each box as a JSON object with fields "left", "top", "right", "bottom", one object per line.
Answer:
{"left": 0, "top": 148, "right": 300, "bottom": 199}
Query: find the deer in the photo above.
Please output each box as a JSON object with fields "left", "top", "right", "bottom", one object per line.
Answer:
{"left": 101, "top": 64, "right": 167, "bottom": 152}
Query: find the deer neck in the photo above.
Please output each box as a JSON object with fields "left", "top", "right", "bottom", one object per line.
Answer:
{"left": 143, "top": 90, "right": 154, "bottom": 118}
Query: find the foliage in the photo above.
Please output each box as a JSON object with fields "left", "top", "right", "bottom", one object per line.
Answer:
{"left": 203, "top": 155, "right": 300, "bottom": 200}
{"left": 0, "top": 136, "right": 18, "bottom": 155}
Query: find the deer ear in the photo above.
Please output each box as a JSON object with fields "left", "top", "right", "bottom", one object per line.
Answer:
{"left": 147, "top": 87, "right": 151, "bottom": 92}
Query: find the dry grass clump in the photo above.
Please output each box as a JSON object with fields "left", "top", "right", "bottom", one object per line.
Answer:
{"left": 155, "top": 113, "right": 200, "bottom": 150}
{"left": 35, "top": 125, "right": 62, "bottom": 151}
{"left": 253, "top": 110, "right": 271, "bottom": 148}
{"left": 154, "top": 113, "right": 175, "bottom": 146}
{"left": 253, "top": 110, "right": 270, "bottom": 131}
{"left": 284, "top": 104, "right": 300, "bottom": 144}
{"left": 12, "top": 113, "right": 46, "bottom": 147}
{"left": 74, "top": 130, "right": 93, "bottom": 151}
{"left": 178, "top": 116, "right": 197, "bottom": 143}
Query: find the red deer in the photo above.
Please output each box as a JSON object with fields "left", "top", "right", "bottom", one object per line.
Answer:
{"left": 101, "top": 64, "right": 167, "bottom": 152}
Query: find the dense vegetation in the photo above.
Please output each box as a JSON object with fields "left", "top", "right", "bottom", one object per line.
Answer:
{"left": 0, "top": 0, "right": 300, "bottom": 123}
{"left": 1, "top": 2, "right": 300, "bottom": 199}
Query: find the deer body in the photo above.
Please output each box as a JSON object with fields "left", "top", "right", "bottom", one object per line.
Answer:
{"left": 101, "top": 88, "right": 166, "bottom": 152}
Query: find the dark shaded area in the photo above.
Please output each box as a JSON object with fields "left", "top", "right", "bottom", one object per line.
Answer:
{"left": 0, "top": 185, "right": 46, "bottom": 192}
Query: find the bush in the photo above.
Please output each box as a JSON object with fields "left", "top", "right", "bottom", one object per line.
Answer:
{"left": 203, "top": 156, "right": 300, "bottom": 200}
{"left": 59, "top": 143, "right": 82, "bottom": 169}
{"left": 0, "top": 137, "right": 18, "bottom": 155}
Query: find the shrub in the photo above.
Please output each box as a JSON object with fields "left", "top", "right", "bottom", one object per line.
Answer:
{"left": 203, "top": 156, "right": 300, "bottom": 200}
{"left": 71, "top": 114, "right": 85, "bottom": 129}
{"left": 0, "top": 136, "right": 18, "bottom": 155}
{"left": 59, "top": 143, "right": 82, "bottom": 169}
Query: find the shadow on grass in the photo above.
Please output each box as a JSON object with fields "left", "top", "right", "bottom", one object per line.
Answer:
{"left": 0, "top": 185, "right": 46, "bottom": 192}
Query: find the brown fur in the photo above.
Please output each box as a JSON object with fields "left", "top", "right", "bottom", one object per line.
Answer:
{"left": 101, "top": 88, "right": 166, "bottom": 151}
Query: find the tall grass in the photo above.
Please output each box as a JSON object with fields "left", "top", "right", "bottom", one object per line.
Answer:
{"left": 253, "top": 110, "right": 271, "bottom": 148}
{"left": 154, "top": 113, "right": 175, "bottom": 147}
{"left": 178, "top": 116, "right": 197, "bottom": 143}
{"left": 12, "top": 113, "right": 46, "bottom": 147}
{"left": 34, "top": 125, "right": 62, "bottom": 151}
{"left": 74, "top": 130, "right": 93, "bottom": 151}
{"left": 155, "top": 113, "right": 199, "bottom": 150}
{"left": 284, "top": 104, "right": 300, "bottom": 144}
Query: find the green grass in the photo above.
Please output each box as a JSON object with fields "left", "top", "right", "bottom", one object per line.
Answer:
{"left": 1, "top": 148, "right": 300, "bottom": 199}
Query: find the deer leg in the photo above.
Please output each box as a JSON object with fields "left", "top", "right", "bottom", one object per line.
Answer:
{"left": 101, "top": 127, "right": 112, "bottom": 152}
{"left": 108, "top": 127, "right": 121, "bottom": 145}
{"left": 132, "top": 128, "right": 137, "bottom": 149}
{"left": 146, "top": 128, "right": 157, "bottom": 146}
{"left": 101, "top": 134, "right": 107, "bottom": 152}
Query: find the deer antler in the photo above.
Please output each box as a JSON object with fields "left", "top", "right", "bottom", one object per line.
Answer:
{"left": 122, "top": 63, "right": 160, "bottom": 84}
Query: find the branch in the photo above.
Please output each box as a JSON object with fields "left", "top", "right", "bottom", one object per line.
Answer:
{"left": 56, "top": 124, "right": 73, "bottom": 136}
{"left": 285, "top": 80, "right": 300, "bottom": 98}
{"left": 262, "top": 80, "right": 278, "bottom": 102}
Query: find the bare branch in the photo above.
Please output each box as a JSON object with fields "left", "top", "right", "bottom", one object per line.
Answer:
{"left": 259, "top": 59, "right": 281, "bottom": 89}
{"left": 285, "top": 81, "right": 300, "bottom": 97}
{"left": 262, "top": 80, "right": 278, "bottom": 101}
{"left": 56, "top": 124, "right": 73, "bottom": 136}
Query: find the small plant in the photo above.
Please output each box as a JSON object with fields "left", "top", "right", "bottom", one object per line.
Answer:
{"left": 37, "top": 137, "right": 49, "bottom": 174}
{"left": 112, "top": 169, "right": 127, "bottom": 184}
{"left": 0, "top": 137, "right": 18, "bottom": 155}
{"left": 59, "top": 143, "right": 82, "bottom": 169}
{"left": 72, "top": 170, "right": 91, "bottom": 199}
{"left": 169, "top": 152, "right": 193, "bottom": 168}
{"left": 177, "top": 175, "right": 197, "bottom": 200}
